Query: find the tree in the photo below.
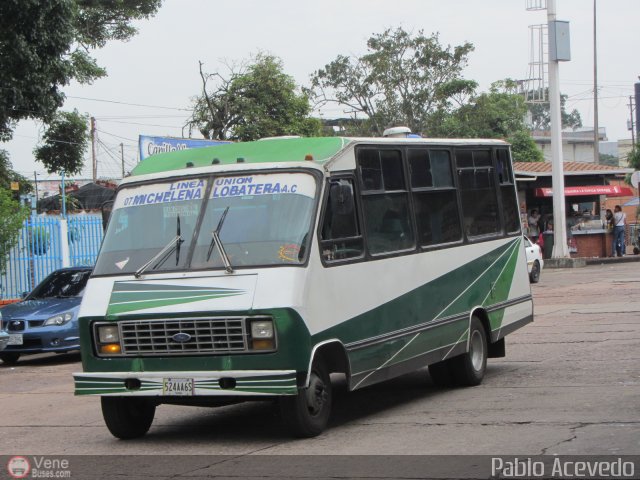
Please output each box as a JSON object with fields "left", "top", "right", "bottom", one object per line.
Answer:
{"left": 0, "top": 187, "right": 29, "bottom": 274}
{"left": 0, "top": 150, "right": 32, "bottom": 195}
{"left": 187, "top": 53, "right": 322, "bottom": 141}
{"left": 0, "top": 0, "right": 162, "bottom": 141}
{"left": 626, "top": 144, "right": 640, "bottom": 170}
{"left": 430, "top": 80, "right": 543, "bottom": 162}
{"left": 309, "top": 27, "right": 476, "bottom": 136}
{"left": 526, "top": 92, "right": 582, "bottom": 131}
{"left": 599, "top": 153, "right": 619, "bottom": 167}
{"left": 34, "top": 110, "right": 89, "bottom": 175}
{"left": 508, "top": 130, "right": 544, "bottom": 163}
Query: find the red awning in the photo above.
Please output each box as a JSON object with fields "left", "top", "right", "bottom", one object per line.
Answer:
{"left": 534, "top": 185, "right": 634, "bottom": 197}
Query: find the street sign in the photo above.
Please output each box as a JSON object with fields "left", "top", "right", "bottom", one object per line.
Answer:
{"left": 631, "top": 171, "right": 640, "bottom": 189}
{"left": 10, "top": 181, "right": 19, "bottom": 191}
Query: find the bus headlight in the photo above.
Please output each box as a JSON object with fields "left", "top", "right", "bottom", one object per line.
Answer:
{"left": 250, "top": 319, "right": 275, "bottom": 350}
{"left": 96, "top": 324, "right": 121, "bottom": 355}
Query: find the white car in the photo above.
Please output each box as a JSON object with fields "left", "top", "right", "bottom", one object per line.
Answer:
{"left": 524, "top": 236, "right": 543, "bottom": 283}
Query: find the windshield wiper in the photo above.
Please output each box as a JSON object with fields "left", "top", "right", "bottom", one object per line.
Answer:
{"left": 206, "top": 206, "right": 234, "bottom": 273}
{"left": 135, "top": 216, "right": 184, "bottom": 278}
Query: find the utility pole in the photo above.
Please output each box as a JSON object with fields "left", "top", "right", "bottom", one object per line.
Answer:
{"left": 33, "top": 171, "right": 38, "bottom": 203}
{"left": 630, "top": 96, "right": 636, "bottom": 148}
{"left": 593, "top": 0, "right": 599, "bottom": 164}
{"left": 90, "top": 116, "right": 97, "bottom": 182}
{"left": 120, "top": 143, "right": 125, "bottom": 178}
{"left": 548, "top": 0, "right": 570, "bottom": 258}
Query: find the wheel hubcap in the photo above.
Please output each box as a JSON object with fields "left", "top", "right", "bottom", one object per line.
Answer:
{"left": 305, "top": 373, "right": 327, "bottom": 416}
{"left": 470, "top": 330, "right": 484, "bottom": 371}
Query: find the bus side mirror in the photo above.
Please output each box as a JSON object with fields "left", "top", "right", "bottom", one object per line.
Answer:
{"left": 330, "top": 183, "right": 354, "bottom": 216}
{"left": 101, "top": 200, "right": 114, "bottom": 232}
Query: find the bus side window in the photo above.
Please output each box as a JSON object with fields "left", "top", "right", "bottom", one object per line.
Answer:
{"left": 358, "top": 149, "right": 415, "bottom": 255}
{"left": 456, "top": 149, "right": 500, "bottom": 237}
{"left": 409, "top": 149, "right": 462, "bottom": 246}
{"left": 496, "top": 148, "right": 520, "bottom": 234}
{"left": 320, "top": 179, "right": 364, "bottom": 262}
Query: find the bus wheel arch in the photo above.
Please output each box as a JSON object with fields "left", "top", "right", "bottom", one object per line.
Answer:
{"left": 306, "top": 340, "right": 351, "bottom": 387}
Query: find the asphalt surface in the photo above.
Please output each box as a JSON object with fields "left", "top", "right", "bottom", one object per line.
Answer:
{"left": 0, "top": 262, "right": 638, "bottom": 477}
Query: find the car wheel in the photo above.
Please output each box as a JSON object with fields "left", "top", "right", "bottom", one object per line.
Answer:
{"left": 101, "top": 397, "right": 156, "bottom": 440}
{"left": 449, "top": 317, "right": 488, "bottom": 387}
{"left": 280, "top": 358, "right": 332, "bottom": 438}
{"left": 0, "top": 352, "right": 20, "bottom": 365}
{"left": 529, "top": 260, "right": 541, "bottom": 283}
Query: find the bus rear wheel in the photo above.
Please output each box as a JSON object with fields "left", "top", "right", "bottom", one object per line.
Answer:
{"left": 280, "top": 359, "right": 332, "bottom": 438}
{"left": 449, "top": 317, "right": 488, "bottom": 386}
{"left": 101, "top": 397, "right": 156, "bottom": 439}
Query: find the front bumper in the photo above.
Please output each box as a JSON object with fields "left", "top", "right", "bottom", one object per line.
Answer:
{"left": 73, "top": 370, "right": 298, "bottom": 396}
{"left": 0, "top": 332, "right": 9, "bottom": 351}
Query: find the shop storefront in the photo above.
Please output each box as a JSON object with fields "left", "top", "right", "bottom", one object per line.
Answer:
{"left": 514, "top": 162, "right": 635, "bottom": 258}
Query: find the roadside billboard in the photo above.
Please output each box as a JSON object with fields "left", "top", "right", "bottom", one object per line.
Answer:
{"left": 139, "top": 135, "right": 228, "bottom": 161}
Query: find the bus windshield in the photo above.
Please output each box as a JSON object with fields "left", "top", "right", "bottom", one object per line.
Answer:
{"left": 93, "top": 172, "right": 317, "bottom": 276}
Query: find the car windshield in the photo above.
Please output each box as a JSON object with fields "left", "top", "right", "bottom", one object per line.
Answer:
{"left": 28, "top": 270, "right": 92, "bottom": 299}
{"left": 93, "top": 172, "right": 317, "bottom": 275}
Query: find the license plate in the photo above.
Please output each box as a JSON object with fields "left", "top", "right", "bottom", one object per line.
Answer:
{"left": 7, "top": 334, "right": 23, "bottom": 346}
{"left": 162, "top": 378, "right": 193, "bottom": 396}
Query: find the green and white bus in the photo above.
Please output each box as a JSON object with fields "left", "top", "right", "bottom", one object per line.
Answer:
{"left": 74, "top": 136, "right": 533, "bottom": 438}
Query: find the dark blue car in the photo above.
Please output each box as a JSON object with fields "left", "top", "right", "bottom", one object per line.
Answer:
{"left": 0, "top": 267, "right": 92, "bottom": 365}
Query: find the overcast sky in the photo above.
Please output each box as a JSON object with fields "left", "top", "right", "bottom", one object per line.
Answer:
{"left": 5, "top": 0, "right": 639, "bottom": 182}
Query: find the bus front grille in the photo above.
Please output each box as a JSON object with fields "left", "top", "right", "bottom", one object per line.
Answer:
{"left": 119, "top": 317, "right": 248, "bottom": 355}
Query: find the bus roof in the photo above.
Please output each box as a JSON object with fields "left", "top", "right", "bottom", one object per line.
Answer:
{"left": 130, "top": 136, "right": 510, "bottom": 177}
{"left": 130, "top": 137, "right": 351, "bottom": 177}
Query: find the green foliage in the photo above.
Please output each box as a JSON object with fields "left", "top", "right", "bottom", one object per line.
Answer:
{"left": 188, "top": 53, "right": 322, "bottom": 141}
{"left": 34, "top": 110, "right": 89, "bottom": 175}
{"left": 526, "top": 92, "right": 583, "bottom": 131}
{"left": 0, "top": 188, "right": 29, "bottom": 273}
{"left": 310, "top": 27, "right": 476, "bottom": 136}
{"left": 507, "top": 130, "right": 544, "bottom": 163}
{"left": 0, "top": 0, "right": 162, "bottom": 140}
{"left": 427, "top": 79, "right": 542, "bottom": 162}
{"left": 626, "top": 144, "right": 640, "bottom": 170}
{"left": 599, "top": 153, "right": 619, "bottom": 167}
{"left": 0, "top": 150, "right": 32, "bottom": 194}
{"left": 429, "top": 80, "right": 527, "bottom": 138}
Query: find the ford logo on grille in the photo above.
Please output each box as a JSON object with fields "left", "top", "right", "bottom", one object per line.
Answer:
{"left": 172, "top": 332, "right": 192, "bottom": 343}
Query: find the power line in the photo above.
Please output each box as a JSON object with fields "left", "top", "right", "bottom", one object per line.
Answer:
{"left": 66, "top": 95, "right": 191, "bottom": 112}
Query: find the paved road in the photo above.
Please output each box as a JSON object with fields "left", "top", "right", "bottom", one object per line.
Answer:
{"left": 1, "top": 263, "right": 638, "bottom": 467}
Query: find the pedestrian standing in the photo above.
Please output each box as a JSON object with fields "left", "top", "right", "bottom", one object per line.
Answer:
{"left": 612, "top": 205, "right": 626, "bottom": 257}
{"left": 528, "top": 209, "right": 541, "bottom": 240}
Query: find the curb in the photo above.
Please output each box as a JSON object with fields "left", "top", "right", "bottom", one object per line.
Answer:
{"left": 544, "top": 255, "right": 640, "bottom": 269}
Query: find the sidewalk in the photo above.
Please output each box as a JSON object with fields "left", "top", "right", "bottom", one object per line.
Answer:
{"left": 544, "top": 251, "right": 640, "bottom": 268}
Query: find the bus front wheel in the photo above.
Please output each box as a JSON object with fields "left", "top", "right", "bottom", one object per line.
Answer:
{"left": 280, "top": 359, "right": 332, "bottom": 438}
{"left": 450, "top": 317, "right": 488, "bottom": 386}
{"left": 101, "top": 397, "right": 156, "bottom": 440}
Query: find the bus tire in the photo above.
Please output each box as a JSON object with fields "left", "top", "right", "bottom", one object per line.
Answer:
{"left": 101, "top": 397, "right": 156, "bottom": 440}
{"left": 0, "top": 352, "right": 20, "bottom": 365}
{"left": 450, "top": 317, "right": 487, "bottom": 387}
{"left": 428, "top": 360, "right": 455, "bottom": 387}
{"left": 280, "top": 360, "right": 332, "bottom": 438}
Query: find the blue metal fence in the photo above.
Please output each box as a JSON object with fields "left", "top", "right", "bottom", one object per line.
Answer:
{"left": 0, "top": 215, "right": 103, "bottom": 301}
{"left": 68, "top": 216, "right": 104, "bottom": 267}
